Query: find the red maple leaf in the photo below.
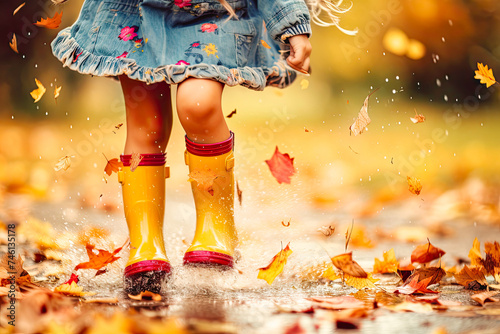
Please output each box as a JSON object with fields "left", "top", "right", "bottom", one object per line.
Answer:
{"left": 62, "top": 273, "right": 79, "bottom": 285}
{"left": 265, "top": 146, "right": 296, "bottom": 184}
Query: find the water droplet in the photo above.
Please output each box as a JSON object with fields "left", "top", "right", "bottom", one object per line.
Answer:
{"left": 392, "top": 89, "right": 397, "bottom": 94}
{"left": 449, "top": 20, "right": 453, "bottom": 26}
{"left": 436, "top": 79, "right": 441, "bottom": 87}
{"left": 441, "top": 37, "right": 446, "bottom": 42}
{"left": 444, "top": 95, "right": 448, "bottom": 101}
{"left": 385, "top": 78, "right": 389, "bottom": 82}
{"left": 35, "top": 64, "right": 38, "bottom": 68}
{"left": 396, "top": 76, "right": 400, "bottom": 80}
{"left": 445, "top": 75, "right": 449, "bottom": 80}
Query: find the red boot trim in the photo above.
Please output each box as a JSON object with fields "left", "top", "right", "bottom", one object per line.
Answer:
{"left": 185, "top": 132, "right": 234, "bottom": 157}
{"left": 120, "top": 153, "right": 166, "bottom": 167}
{"left": 124, "top": 260, "right": 171, "bottom": 277}
{"left": 183, "top": 251, "right": 234, "bottom": 267}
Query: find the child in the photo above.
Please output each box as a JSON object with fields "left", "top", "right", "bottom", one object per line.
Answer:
{"left": 51, "top": 0, "right": 350, "bottom": 294}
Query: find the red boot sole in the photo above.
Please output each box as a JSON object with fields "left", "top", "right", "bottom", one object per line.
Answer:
{"left": 183, "top": 251, "right": 234, "bottom": 268}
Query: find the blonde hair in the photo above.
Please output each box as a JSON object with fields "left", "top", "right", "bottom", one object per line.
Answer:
{"left": 306, "top": 0, "right": 357, "bottom": 35}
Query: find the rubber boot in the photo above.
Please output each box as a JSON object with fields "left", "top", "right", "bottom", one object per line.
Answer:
{"left": 118, "top": 153, "right": 171, "bottom": 294}
{"left": 183, "top": 132, "right": 238, "bottom": 268}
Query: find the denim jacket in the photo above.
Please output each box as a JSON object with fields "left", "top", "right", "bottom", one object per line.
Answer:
{"left": 51, "top": 0, "right": 312, "bottom": 90}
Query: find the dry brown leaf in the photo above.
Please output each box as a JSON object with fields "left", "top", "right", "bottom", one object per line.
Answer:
{"left": 454, "top": 265, "right": 487, "bottom": 289}
{"left": 128, "top": 290, "right": 162, "bottom": 301}
{"left": 54, "top": 281, "right": 96, "bottom": 297}
{"left": 407, "top": 176, "right": 422, "bottom": 195}
{"left": 257, "top": 243, "right": 293, "bottom": 285}
{"left": 129, "top": 152, "right": 143, "bottom": 172}
{"left": 13, "top": 3, "right": 25, "bottom": 15}
{"left": 395, "top": 275, "right": 437, "bottom": 294}
{"left": 483, "top": 241, "right": 500, "bottom": 275}
{"left": 331, "top": 252, "right": 368, "bottom": 278}
{"left": 30, "top": 78, "right": 46, "bottom": 103}
{"left": 350, "top": 90, "right": 377, "bottom": 136}
{"left": 226, "top": 109, "right": 237, "bottom": 118}
{"left": 188, "top": 169, "right": 219, "bottom": 196}
{"left": 471, "top": 291, "right": 499, "bottom": 306}
{"left": 34, "top": 11, "right": 63, "bottom": 29}
{"left": 9, "top": 34, "right": 18, "bottom": 53}
{"left": 411, "top": 239, "right": 445, "bottom": 264}
{"left": 318, "top": 225, "right": 335, "bottom": 236}
{"left": 405, "top": 267, "right": 446, "bottom": 286}
{"left": 468, "top": 237, "right": 483, "bottom": 267}
{"left": 373, "top": 248, "right": 399, "bottom": 274}
{"left": 0, "top": 254, "right": 33, "bottom": 289}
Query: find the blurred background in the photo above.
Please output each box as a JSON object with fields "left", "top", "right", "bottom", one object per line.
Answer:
{"left": 1, "top": 0, "right": 499, "bottom": 230}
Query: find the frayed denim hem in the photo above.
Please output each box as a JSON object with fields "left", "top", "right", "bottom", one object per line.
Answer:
{"left": 51, "top": 28, "right": 295, "bottom": 90}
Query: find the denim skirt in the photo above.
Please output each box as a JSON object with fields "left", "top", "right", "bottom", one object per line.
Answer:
{"left": 51, "top": 0, "right": 301, "bottom": 90}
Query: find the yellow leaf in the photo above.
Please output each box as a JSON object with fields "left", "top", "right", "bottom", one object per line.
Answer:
{"left": 9, "top": 34, "right": 18, "bottom": 54}
{"left": 331, "top": 252, "right": 368, "bottom": 278}
{"left": 468, "top": 237, "right": 483, "bottom": 267}
{"left": 373, "top": 248, "right": 399, "bottom": 274}
{"left": 344, "top": 273, "right": 379, "bottom": 289}
{"left": 407, "top": 176, "right": 422, "bottom": 195}
{"left": 34, "top": 11, "right": 63, "bottom": 29}
{"left": 474, "top": 62, "right": 496, "bottom": 88}
{"left": 350, "top": 91, "right": 377, "bottom": 136}
{"left": 54, "top": 281, "right": 96, "bottom": 297}
{"left": 261, "top": 39, "right": 271, "bottom": 49}
{"left": 54, "top": 85, "right": 62, "bottom": 102}
{"left": 257, "top": 243, "right": 292, "bottom": 285}
{"left": 30, "top": 78, "right": 46, "bottom": 103}
{"left": 300, "top": 79, "right": 309, "bottom": 90}
{"left": 54, "top": 155, "right": 71, "bottom": 171}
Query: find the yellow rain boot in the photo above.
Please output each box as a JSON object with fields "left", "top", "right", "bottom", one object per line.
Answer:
{"left": 183, "top": 132, "right": 238, "bottom": 267}
{"left": 118, "top": 153, "right": 171, "bottom": 294}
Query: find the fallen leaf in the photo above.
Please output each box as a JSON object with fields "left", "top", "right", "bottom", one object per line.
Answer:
{"left": 34, "top": 11, "right": 63, "bottom": 29}
{"left": 129, "top": 152, "right": 143, "bottom": 172}
{"left": 410, "top": 109, "right": 426, "bottom": 123}
{"left": 257, "top": 243, "right": 293, "bottom": 285}
{"left": 54, "top": 85, "right": 62, "bottom": 102}
{"left": 0, "top": 254, "right": 33, "bottom": 289}
{"left": 468, "top": 237, "right": 483, "bottom": 267}
{"left": 74, "top": 239, "right": 127, "bottom": 272}
{"left": 405, "top": 267, "right": 446, "bottom": 286}
{"left": 407, "top": 176, "right": 422, "bottom": 195}
{"left": 411, "top": 239, "right": 445, "bottom": 264}
{"left": 373, "top": 248, "right": 399, "bottom": 274}
{"left": 13, "top": 3, "right": 25, "bottom": 15}
{"left": 261, "top": 39, "right": 271, "bottom": 49}
{"left": 483, "top": 241, "right": 500, "bottom": 276}
{"left": 236, "top": 181, "right": 242, "bottom": 205}
{"left": 343, "top": 273, "right": 379, "bottom": 289}
{"left": 226, "top": 109, "right": 237, "bottom": 118}
{"left": 331, "top": 252, "right": 368, "bottom": 278}
{"left": 395, "top": 275, "right": 437, "bottom": 294}
{"left": 54, "top": 281, "right": 96, "bottom": 297}
{"left": 474, "top": 62, "right": 497, "bottom": 88}
{"left": 300, "top": 79, "right": 309, "bottom": 90}
{"left": 103, "top": 156, "right": 123, "bottom": 176}
{"left": 265, "top": 146, "right": 296, "bottom": 184}
{"left": 9, "top": 33, "right": 18, "bottom": 53}
{"left": 308, "top": 295, "right": 365, "bottom": 310}
{"left": 30, "top": 78, "right": 46, "bottom": 103}
{"left": 318, "top": 225, "right": 335, "bottom": 236}
{"left": 128, "top": 290, "right": 162, "bottom": 301}
{"left": 62, "top": 273, "right": 79, "bottom": 285}
{"left": 54, "top": 155, "right": 72, "bottom": 171}
{"left": 188, "top": 169, "right": 219, "bottom": 196}
{"left": 454, "top": 265, "right": 487, "bottom": 289}
{"left": 471, "top": 291, "right": 499, "bottom": 306}
{"left": 350, "top": 90, "right": 377, "bottom": 136}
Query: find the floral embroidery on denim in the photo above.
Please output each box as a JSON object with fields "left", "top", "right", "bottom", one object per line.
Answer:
{"left": 203, "top": 43, "right": 218, "bottom": 57}
{"left": 200, "top": 23, "right": 218, "bottom": 34}
{"left": 174, "top": 0, "right": 191, "bottom": 8}
{"left": 176, "top": 60, "right": 190, "bottom": 65}
{"left": 184, "top": 41, "right": 203, "bottom": 64}
{"left": 116, "top": 51, "right": 128, "bottom": 58}
{"left": 118, "top": 26, "right": 138, "bottom": 41}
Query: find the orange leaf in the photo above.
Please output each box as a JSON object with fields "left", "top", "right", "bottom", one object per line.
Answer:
{"left": 265, "top": 146, "right": 295, "bottom": 184}
{"left": 373, "top": 248, "right": 398, "bottom": 274}
{"left": 74, "top": 239, "right": 127, "bottom": 271}
{"left": 188, "top": 169, "right": 219, "bottom": 196}
{"left": 30, "top": 78, "right": 46, "bottom": 103}
{"left": 410, "top": 109, "right": 425, "bottom": 124}
{"left": 350, "top": 90, "right": 377, "bottom": 136}
{"left": 331, "top": 252, "right": 367, "bottom": 278}
{"left": 474, "top": 62, "right": 497, "bottom": 88}
{"left": 483, "top": 241, "right": 500, "bottom": 275}
{"left": 405, "top": 267, "right": 446, "bottom": 286}
{"left": 257, "top": 243, "right": 293, "bottom": 285}
{"left": 411, "top": 240, "right": 445, "bottom": 264}
{"left": 128, "top": 291, "right": 162, "bottom": 301}
{"left": 453, "top": 265, "right": 487, "bottom": 289}
{"left": 129, "top": 152, "right": 143, "bottom": 172}
{"left": 407, "top": 176, "right": 422, "bottom": 195}
{"left": 34, "top": 11, "right": 63, "bottom": 29}
{"left": 9, "top": 34, "right": 18, "bottom": 53}
{"left": 468, "top": 237, "right": 483, "bottom": 267}
{"left": 321, "top": 264, "right": 379, "bottom": 289}
{"left": 13, "top": 3, "right": 25, "bottom": 16}
{"left": 261, "top": 39, "right": 271, "bottom": 49}
{"left": 104, "top": 158, "right": 123, "bottom": 176}
{"left": 471, "top": 291, "right": 499, "bottom": 306}
{"left": 395, "top": 275, "right": 437, "bottom": 294}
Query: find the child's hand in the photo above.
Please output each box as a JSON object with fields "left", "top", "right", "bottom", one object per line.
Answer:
{"left": 286, "top": 34, "right": 312, "bottom": 74}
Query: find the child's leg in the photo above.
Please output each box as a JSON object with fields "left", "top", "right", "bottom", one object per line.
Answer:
{"left": 118, "top": 76, "right": 173, "bottom": 294}
{"left": 176, "top": 78, "right": 237, "bottom": 267}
